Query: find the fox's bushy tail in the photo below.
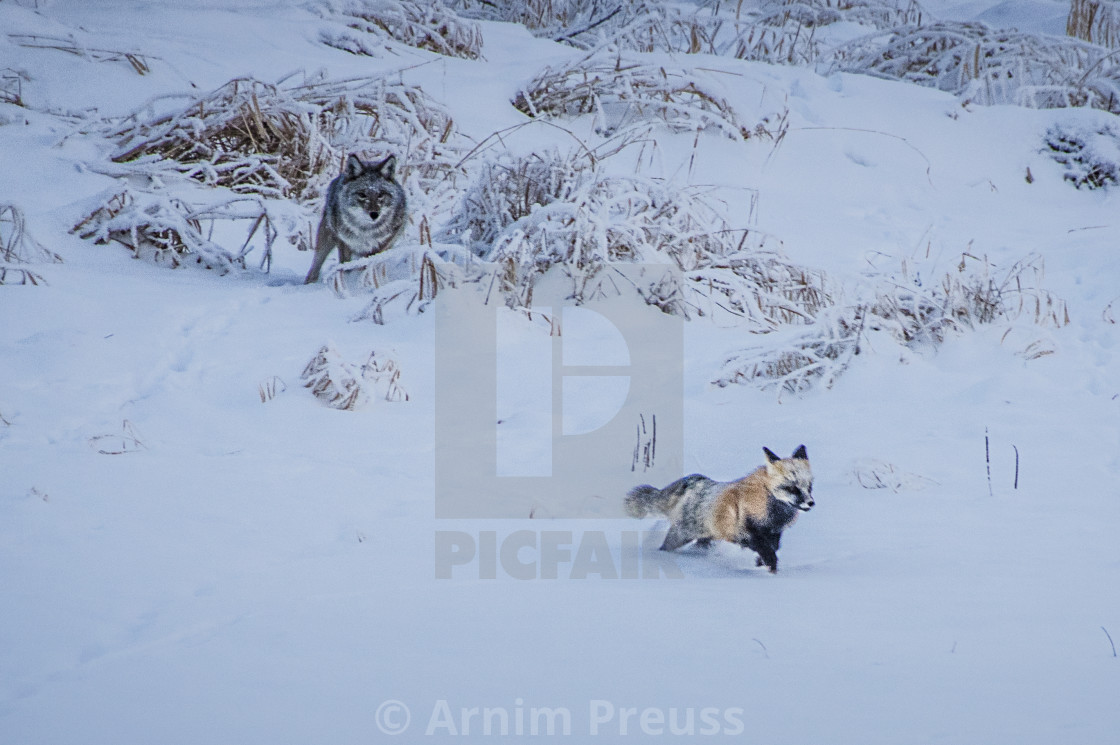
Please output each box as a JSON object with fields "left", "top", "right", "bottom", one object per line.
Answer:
{"left": 625, "top": 485, "right": 674, "bottom": 518}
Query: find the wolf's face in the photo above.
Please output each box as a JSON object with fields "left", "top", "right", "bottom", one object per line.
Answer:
{"left": 764, "top": 445, "right": 814, "bottom": 512}
{"left": 339, "top": 154, "right": 405, "bottom": 227}
{"left": 352, "top": 186, "right": 395, "bottom": 223}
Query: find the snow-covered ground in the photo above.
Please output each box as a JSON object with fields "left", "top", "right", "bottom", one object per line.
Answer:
{"left": 1, "top": 1, "right": 1118, "bottom": 743}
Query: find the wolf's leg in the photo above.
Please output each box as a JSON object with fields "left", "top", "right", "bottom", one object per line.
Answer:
{"left": 659, "top": 523, "right": 692, "bottom": 552}
{"left": 695, "top": 537, "right": 713, "bottom": 550}
{"left": 304, "top": 234, "right": 335, "bottom": 284}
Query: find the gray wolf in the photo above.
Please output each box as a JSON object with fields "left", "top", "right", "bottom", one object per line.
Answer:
{"left": 625, "top": 445, "right": 813, "bottom": 573}
{"left": 304, "top": 153, "right": 407, "bottom": 284}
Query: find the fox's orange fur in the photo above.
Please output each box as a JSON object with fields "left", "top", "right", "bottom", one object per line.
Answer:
{"left": 711, "top": 466, "right": 774, "bottom": 541}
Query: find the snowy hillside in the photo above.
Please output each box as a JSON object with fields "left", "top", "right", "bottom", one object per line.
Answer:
{"left": 1, "top": 1, "right": 1118, "bottom": 743}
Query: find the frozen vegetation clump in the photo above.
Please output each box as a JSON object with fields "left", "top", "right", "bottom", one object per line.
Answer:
{"left": 301, "top": 344, "right": 409, "bottom": 410}
{"left": 1044, "top": 122, "right": 1120, "bottom": 189}
{"left": 714, "top": 252, "right": 1070, "bottom": 395}
{"left": 102, "top": 74, "right": 461, "bottom": 201}
{"left": 831, "top": 21, "right": 1120, "bottom": 113}
{"left": 441, "top": 149, "right": 830, "bottom": 325}
{"left": 71, "top": 190, "right": 287, "bottom": 273}
{"left": 512, "top": 51, "right": 748, "bottom": 139}
{"left": 315, "top": 0, "right": 484, "bottom": 59}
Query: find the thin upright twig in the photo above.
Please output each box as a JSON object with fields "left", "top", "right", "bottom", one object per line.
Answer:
{"left": 985, "top": 428, "right": 993, "bottom": 497}
{"left": 1012, "top": 444, "right": 1020, "bottom": 490}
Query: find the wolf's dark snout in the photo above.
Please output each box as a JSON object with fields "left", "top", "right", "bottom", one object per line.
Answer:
{"left": 368, "top": 209, "right": 380, "bottom": 221}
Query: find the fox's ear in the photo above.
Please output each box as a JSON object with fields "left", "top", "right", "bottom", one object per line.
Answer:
{"left": 377, "top": 154, "right": 397, "bottom": 180}
{"left": 343, "top": 153, "right": 365, "bottom": 180}
{"left": 792, "top": 444, "right": 808, "bottom": 460}
{"left": 763, "top": 447, "right": 781, "bottom": 464}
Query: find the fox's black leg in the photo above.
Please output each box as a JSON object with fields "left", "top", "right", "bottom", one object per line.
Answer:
{"left": 756, "top": 532, "right": 780, "bottom": 573}
{"left": 736, "top": 535, "right": 766, "bottom": 567}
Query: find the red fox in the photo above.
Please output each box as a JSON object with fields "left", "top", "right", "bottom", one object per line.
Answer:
{"left": 625, "top": 445, "right": 813, "bottom": 573}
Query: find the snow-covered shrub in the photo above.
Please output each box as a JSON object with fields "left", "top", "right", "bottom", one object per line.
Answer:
{"left": 715, "top": 252, "right": 1069, "bottom": 395}
{"left": 103, "top": 74, "right": 462, "bottom": 202}
{"left": 1044, "top": 122, "right": 1120, "bottom": 188}
{"left": 1068, "top": 0, "right": 1120, "bottom": 49}
{"left": 439, "top": 151, "right": 589, "bottom": 254}
{"left": 651, "top": 0, "right": 923, "bottom": 64}
{"left": 301, "top": 344, "right": 409, "bottom": 409}
{"left": 754, "top": 0, "right": 925, "bottom": 30}
{"left": 71, "top": 189, "right": 285, "bottom": 273}
{"left": 442, "top": 149, "right": 830, "bottom": 324}
{"left": 449, "top": 0, "right": 920, "bottom": 59}
{"left": 832, "top": 22, "right": 1120, "bottom": 112}
{"left": 446, "top": 0, "right": 653, "bottom": 48}
{"left": 316, "top": 0, "right": 484, "bottom": 59}
{"left": 713, "top": 309, "right": 859, "bottom": 394}
{"left": 512, "top": 51, "right": 747, "bottom": 139}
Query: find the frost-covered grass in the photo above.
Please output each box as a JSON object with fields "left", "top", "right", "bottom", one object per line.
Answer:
{"left": 315, "top": 0, "right": 485, "bottom": 60}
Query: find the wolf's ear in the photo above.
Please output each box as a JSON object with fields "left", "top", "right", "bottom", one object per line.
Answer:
{"left": 763, "top": 447, "right": 781, "bottom": 464}
{"left": 377, "top": 154, "right": 397, "bottom": 180}
{"left": 343, "top": 153, "right": 365, "bottom": 180}
{"left": 792, "top": 444, "right": 808, "bottom": 460}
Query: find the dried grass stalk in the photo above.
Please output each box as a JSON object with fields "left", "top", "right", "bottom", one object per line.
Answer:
{"left": 1, "top": 203, "right": 58, "bottom": 285}
{"left": 8, "top": 33, "right": 152, "bottom": 74}
{"left": 89, "top": 420, "right": 146, "bottom": 455}
{"left": 1068, "top": 0, "right": 1120, "bottom": 49}
{"left": 851, "top": 458, "right": 939, "bottom": 491}
{"left": 0, "top": 266, "right": 48, "bottom": 285}
{"left": 1, "top": 68, "right": 28, "bottom": 106}
{"left": 1, "top": 203, "right": 61, "bottom": 265}
{"left": 258, "top": 376, "right": 287, "bottom": 403}
{"left": 345, "top": 245, "right": 469, "bottom": 323}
